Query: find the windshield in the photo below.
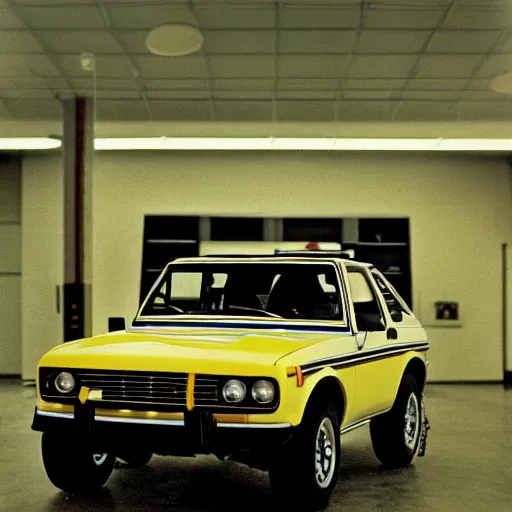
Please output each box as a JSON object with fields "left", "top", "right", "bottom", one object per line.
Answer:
{"left": 139, "top": 262, "right": 344, "bottom": 322}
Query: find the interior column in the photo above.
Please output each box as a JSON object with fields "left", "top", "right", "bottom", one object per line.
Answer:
{"left": 62, "top": 97, "right": 94, "bottom": 341}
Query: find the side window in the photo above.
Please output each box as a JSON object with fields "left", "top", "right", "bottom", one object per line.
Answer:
{"left": 372, "top": 274, "right": 409, "bottom": 320}
{"left": 347, "top": 270, "right": 385, "bottom": 332}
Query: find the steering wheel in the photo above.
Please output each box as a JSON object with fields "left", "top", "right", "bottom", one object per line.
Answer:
{"left": 168, "top": 305, "right": 184, "bottom": 314}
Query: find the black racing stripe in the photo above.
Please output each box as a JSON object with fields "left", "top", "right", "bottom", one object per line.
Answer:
{"left": 300, "top": 342, "right": 429, "bottom": 375}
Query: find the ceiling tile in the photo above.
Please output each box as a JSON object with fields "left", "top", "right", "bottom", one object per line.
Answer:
{"left": 116, "top": 30, "right": 149, "bottom": 54}
{"left": 59, "top": 55, "right": 135, "bottom": 79}
{"left": 345, "top": 78, "right": 406, "bottom": 90}
{"left": 344, "top": 90, "right": 398, "bottom": 100}
{"left": 276, "top": 90, "right": 337, "bottom": 100}
{"left": 209, "top": 55, "right": 274, "bottom": 78}
{"left": 278, "top": 55, "right": 349, "bottom": 78}
{"left": 204, "top": 30, "right": 275, "bottom": 54}
{"left": 407, "top": 78, "right": 468, "bottom": 90}
{"left": 348, "top": 55, "right": 416, "bottom": 78}
{"left": 213, "top": 78, "right": 274, "bottom": 90}
{"left": 0, "top": 54, "right": 60, "bottom": 76}
{"left": 1, "top": 88, "right": 55, "bottom": 99}
{"left": 460, "top": 90, "right": 504, "bottom": 100}
{"left": 20, "top": 6, "right": 105, "bottom": 29}
{"left": 416, "top": 55, "right": 482, "bottom": 78}
{"left": 38, "top": 31, "right": 122, "bottom": 54}
{"left": 108, "top": 5, "right": 195, "bottom": 30}
{"left": 444, "top": 6, "right": 511, "bottom": 29}
{"left": 0, "top": 101, "right": 14, "bottom": 119}
{"left": 401, "top": 90, "right": 460, "bottom": 101}
{"left": 476, "top": 54, "right": 512, "bottom": 78}
{"left": 467, "top": 78, "right": 491, "bottom": 90}
{"left": 279, "top": 30, "right": 357, "bottom": 54}
{"left": 459, "top": 101, "right": 512, "bottom": 120}
{"left": 278, "top": 78, "right": 339, "bottom": 90}
{"left": 145, "top": 78, "right": 209, "bottom": 90}
{"left": 6, "top": 98, "right": 61, "bottom": 119}
{"left": 394, "top": 101, "right": 454, "bottom": 121}
{"left": 280, "top": 6, "right": 360, "bottom": 29}
{"left": 147, "top": 90, "right": 211, "bottom": 100}
{"left": 215, "top": 90, "right": 273, "bottom": 100}
{"left": 97, "top": 99, "right": 150, "bottom": 121}
{"left": 0, "top": 30, "right": 43, "bottom": 53}
{"left": 150, "top": 100, "right": 212, "bottom": 121}
{"left": 277, "top": 100, "right": 334, "bottom": 121}
{"left": 337, "top": 101, "right": 397, "bottom": 121}
{"left": 427, "top": 30, "right": 502, "bottom": 54}
{"left": 71, "top": 78, "right": 139, "bottom": 90}
{"left": 0, "top": 8, "right": 24, "bottom": 29}
{"left": 495, "top": 33, "right": 512, "bottom": 53}
{"left": 195, "top": 6, "right": 275, "bottom": 29}
{"left": 136, "top": 55, "right": 207, "bottom": 79}
{"left": 82, "top": 89, "right": 141, "bottom": 100}
{"left": 364, "top": 8, "right": 445, "bottom": 29}
{"left": 356, "top": 30, "right": 430, "bottom": 54}
{"left": 214, "top": 101, "right": 273, "bottom": 121}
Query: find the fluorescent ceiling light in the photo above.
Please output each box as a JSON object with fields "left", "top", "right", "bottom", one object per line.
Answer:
{"left": 0, "top": 137, "right": 61, "bottom": 150}
{"left": 93, "top": 137, "right": 512, "bottom": 152}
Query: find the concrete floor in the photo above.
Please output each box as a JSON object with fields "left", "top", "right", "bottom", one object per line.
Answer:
{"left": 0, "top": 382, "right": 511, "bottom": 512}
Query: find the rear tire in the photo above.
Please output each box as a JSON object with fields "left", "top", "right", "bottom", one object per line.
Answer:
{"left": 269, "top": 402, "right": 340, "bottom": 511}
{"left": 42, "top": 433, "right": 115, "bottom": 493}
{"left": 370, "top": 373, "right": 422, "bottom": 467}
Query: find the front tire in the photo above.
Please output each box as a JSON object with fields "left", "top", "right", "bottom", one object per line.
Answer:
{"left": 116, "top": 451, "right": 153, "bottom": 468}
{"left": 370, "top": 373, "right": 422, "bottom": 467}
{"left": 42, "top": 433, "right": 115, "bottom": 493}
{"left": 269, "top": 402, "right": 340, "bottom": 511}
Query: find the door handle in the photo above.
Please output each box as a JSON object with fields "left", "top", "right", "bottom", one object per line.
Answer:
{"left": 387, "top": 328, "right": 398, "bottom": 341}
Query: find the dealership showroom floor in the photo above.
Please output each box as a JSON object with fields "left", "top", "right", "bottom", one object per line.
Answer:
{"left": 1, "top": 381, "right": 510, "bottom": 512}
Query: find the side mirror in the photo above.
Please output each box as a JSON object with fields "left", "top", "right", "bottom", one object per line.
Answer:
{"left": 108, "top": 317, "right": 126, "bottom": 332}
{"left": 390, "top": 310, "right": 403, "bottom": 323}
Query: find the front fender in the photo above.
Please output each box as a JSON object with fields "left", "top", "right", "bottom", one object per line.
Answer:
{"left": 269, "top": 365, "right": 355, "bottom": 427}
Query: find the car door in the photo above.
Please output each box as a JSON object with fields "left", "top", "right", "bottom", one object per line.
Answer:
{"left": 346, "top": 268, "right": 402, "bottom": 420}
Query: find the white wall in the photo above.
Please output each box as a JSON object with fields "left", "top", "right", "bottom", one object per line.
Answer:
{"left": 21, "top": 150, "right": 512, "bottom": 381}
{"left": 21, "top": 155, "right": 63, "bottom": 380}
{"left": 0, "top": 157, "right": 21, "bottom": 375}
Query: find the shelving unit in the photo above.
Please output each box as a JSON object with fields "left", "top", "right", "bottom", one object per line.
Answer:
{"left": 343, "top": 218, "right": 412, "bottom": 307}
{"left": 139, "top": 215, "right": 412, "bottom": 308}
{"left": 140, "top": 216, "right": 200, "bottom": 303}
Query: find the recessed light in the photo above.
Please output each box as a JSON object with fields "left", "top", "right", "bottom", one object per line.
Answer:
{"left": 146, "top": 24, "right": 203, "bottom": 57}
{"left": 490, "top": 73, "right": 512, "bottom": 94}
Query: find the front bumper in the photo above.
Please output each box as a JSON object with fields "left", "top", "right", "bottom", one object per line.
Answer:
{"left": 32, "top": 407, "right": 293, "bottom": 455}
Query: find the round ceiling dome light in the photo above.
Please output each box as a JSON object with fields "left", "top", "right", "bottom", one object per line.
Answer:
{"left": 490, "top": 73, "right": 512, "bottom": 94}
{"left": 146, "top": 24, "right": 203, "bottom": 57}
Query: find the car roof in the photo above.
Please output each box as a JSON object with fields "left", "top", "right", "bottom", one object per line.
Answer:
{"left": 169, "top": 255, "right": 373, "bottom": 269}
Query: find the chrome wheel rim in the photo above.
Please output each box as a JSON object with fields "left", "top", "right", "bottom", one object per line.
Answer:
{"left": 93, "top": 453, "right": 108, "bottom": 466}
{"left": 404, "top": 393, "right": 420, "bottom": 454}
{"left": 315, "top": 417, "right": 336, "bottom": 489}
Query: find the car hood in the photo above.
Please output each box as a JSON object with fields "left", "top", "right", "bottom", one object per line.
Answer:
{"left": 40, "top": 328, "right": 349, "bottom": 374}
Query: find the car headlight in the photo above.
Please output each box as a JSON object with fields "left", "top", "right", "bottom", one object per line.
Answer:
{"left": 251, "top": 380, "right": 275, "bottom": 404}
{"left": 54, "top": 372, "right": 75, "bottom": 394}
{"left": 222, "top": 379, "right": 246, "bottom": 403}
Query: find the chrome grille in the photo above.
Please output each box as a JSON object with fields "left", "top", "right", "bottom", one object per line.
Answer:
{"left": 77, "top": 371, "right": 187, "bottom": 407}
{"left": 194, "top": 376, "right": 220, "bottom": 406}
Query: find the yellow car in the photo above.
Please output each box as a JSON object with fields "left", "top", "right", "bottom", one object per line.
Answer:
{"left": 32, "top": 251, "right": 429, "bottom": 511}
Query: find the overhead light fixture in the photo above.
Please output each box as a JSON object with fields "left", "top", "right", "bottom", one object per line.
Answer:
{"left": 146, "top": 24, "right": 203, "bottom": 57}
{"left": 0, "top": 137, "right": 62, "bottom": 150}
{"left": 93, "top": 137, "right": 512, "bottom": 152}
{"left": 1, "top": 137, "right": 511, "bottom": 152}
{"left": 490, "top": 73, "right": 512, "bottom": 94}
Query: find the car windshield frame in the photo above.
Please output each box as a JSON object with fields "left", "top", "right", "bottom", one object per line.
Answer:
{"left": 134, "top": 259, "right": 350, "bottom": 332}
